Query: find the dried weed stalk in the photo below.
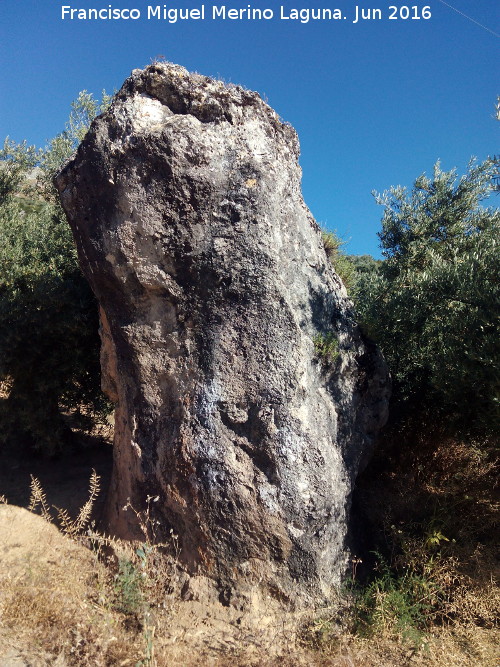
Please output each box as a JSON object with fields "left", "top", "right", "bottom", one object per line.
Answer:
{"left": 27, "top": 474, "right": 52, "bottom": 522}
{"left": 55, "top": 469, "right": 101, "bottom": 537}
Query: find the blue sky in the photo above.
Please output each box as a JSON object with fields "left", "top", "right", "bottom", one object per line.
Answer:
{"left": 1, "top": 0, "right": 498, "bottom": 256}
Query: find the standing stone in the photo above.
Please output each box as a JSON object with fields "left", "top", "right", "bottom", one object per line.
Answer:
{"left": 55, "top": 63, "right": 389, "bottom": 606}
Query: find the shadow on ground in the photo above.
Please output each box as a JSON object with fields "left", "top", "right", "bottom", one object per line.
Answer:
{"left": 0, "top": 434, "right": 113, "bottom": 522}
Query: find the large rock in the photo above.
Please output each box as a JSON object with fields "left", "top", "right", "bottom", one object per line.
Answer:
{"left": 55, "top": 63, "right": 389, "bottom": 605}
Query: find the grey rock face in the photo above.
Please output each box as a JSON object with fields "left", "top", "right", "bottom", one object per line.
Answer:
{"left": 55, "top": 63, "right": 389, "bottom": 605}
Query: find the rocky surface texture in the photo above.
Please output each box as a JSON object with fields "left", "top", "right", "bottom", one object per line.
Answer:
{"left": 55, "top": 62, "right": 390, "bottom": 606}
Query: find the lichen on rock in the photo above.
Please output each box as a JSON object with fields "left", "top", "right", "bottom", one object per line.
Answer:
{"left": 55, "top": 62, "right": 390, "bottom": 607}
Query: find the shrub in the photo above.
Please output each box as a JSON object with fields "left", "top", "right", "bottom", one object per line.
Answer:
{"left": 313, "top": 331, "right": 339, "bottom": 366}
{"left": 113, "top": 558, "right": 144, "bottom": 616}
{"left": 0, "top": 92, "right": 111, "bottom": 454}
{"left": 355, "top": 159, "right": 500, "bottom": 432}
{"left": 350, "top": 553, "right": 435, "bottom": 647}
{"left": 321, "top": 230, "right": 356, "bottom": 289}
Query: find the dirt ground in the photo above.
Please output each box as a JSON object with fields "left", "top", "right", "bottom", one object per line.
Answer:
{"left": 0, "top": 501, "right": 333, "bottom": 666}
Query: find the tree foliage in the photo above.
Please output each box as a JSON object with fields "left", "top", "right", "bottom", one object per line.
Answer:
{"left": 37, "top": 90, "right": 111, "bottom": 202}
{"left": 0, "top": 91, "right": 110, "bottom": 454}
{"left": 355, "top": 159, "right": 499, "bottom": 431}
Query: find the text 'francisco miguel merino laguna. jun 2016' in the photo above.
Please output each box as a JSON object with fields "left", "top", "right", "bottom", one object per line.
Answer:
{"left": 60, "top": 4, "right": 433, "bottom": 24}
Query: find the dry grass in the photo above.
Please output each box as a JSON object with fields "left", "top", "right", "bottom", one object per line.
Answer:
{"left": 0, "top": 507, "right": 142, "bottom": 664}
{"left": 0, "top": 430, "right": 498, "bottom": 666}
{"left": 0, "top": 476, "right": 144, "bottom": 665}
{"left": 347, "top": 424, "right": 499, "bottom": 666}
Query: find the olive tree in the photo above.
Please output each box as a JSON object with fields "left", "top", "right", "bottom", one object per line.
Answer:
{"left": 356, "top": 159, "right": 499, "bottom": 431}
